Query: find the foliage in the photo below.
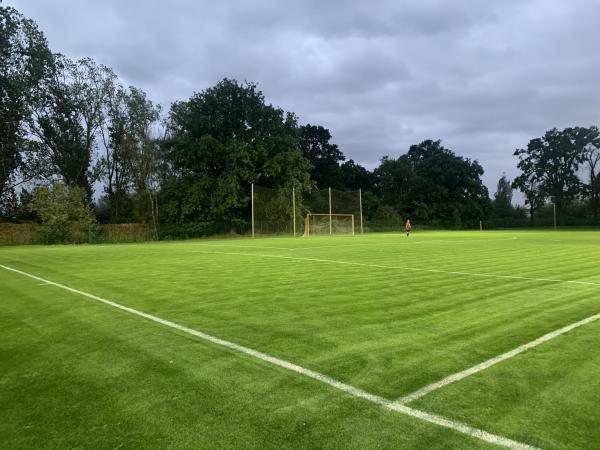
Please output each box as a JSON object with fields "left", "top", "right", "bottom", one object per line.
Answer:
{"left": 513, "top": 127, "right": 597, "bottom": 223}
{"left": 374, "top": 140, "right": 490, "bottom": 227}
{"left": 298, "top": 124, "right": 345, "bottom": 189}
{"left": 4, "top": 5, "right": 600, "bottom": 234}
{"left": 340, "top": 159, "right": 374, "bottom": 190}
{"left": 161, "top": 78, "right": 313, "bottom": 224}
{"left": 29, "top": 182, "right": 94, "bottom": 243}
{"left": 488, "top": 174, "right": 526, "bottom": 228}
{"left": 581, "top": 126, "right": 600, "bottom": 223}
{"left": 31, "top": 56, "right": 115, "bottom": 197}
{"left": 0, "top": 6, "right": 52, "bottom": 198}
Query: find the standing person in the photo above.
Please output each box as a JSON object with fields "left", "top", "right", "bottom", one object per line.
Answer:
{"left": 405, "top": 219, "right": 412, "bottom": 237}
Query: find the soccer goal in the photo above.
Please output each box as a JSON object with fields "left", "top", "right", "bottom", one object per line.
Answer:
{"left": 251, "top": 184, "right": 363, "bottom": 237}
{"left": 304, "top": 213, "right": 355, "bottom": 236}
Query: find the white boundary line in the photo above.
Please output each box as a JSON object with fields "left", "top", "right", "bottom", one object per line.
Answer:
{"left": 0, "top": 264, "right": 537, "bottom": 450}
{"left": 395, "top": 311, "right": 600, "bottom": 404}
{"left": 188, "top": 250, "right": 600, "bottom": 287}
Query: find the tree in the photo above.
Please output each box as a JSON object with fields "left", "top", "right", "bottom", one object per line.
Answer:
{"left": 162, "top": 78, "right": 312, "bottom": 225}
{"left": 490, "top": 174, "right": 515, "bottom": 227}
{"left": 31, "top": 56, "right": 114, "bottom": 197}
{"left": 340, "top": 159, "right": 374, "bottom": 190}
{"left": 511, "top": 177, "right": 545, "bottom": 224}
{"left": 0, "top": 6, "right": 52, "bottom": 203}
{"left": 122, "top": 87, "right": 162, "bottom": 236}
{"left": 373, "top": 155, "right": 414, "bottom": 215}
{"left": 298, "top": 124, "right": 345, "bottom": 189}
{"left": 582, "top": 126, "right": 600, "bottom": 223}
{"left": 29, "top": 182, "right": 94, "bottom": 243}
{"left": 513, "top": 127, "right": 592, "bottom": 224}
{"left": 98, "top": 81, "right": 131, "bottom": 222}
{"left": 375, "top": 140, "right": 489, "bottom": 227}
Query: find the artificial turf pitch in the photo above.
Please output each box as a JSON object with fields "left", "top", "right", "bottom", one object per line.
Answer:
{"left": 1, "top": 230, "right": 599, "bottom": 449}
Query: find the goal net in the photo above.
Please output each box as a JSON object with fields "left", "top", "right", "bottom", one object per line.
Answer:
{"left": 252, "top": 185, "right": 295, "bottom": 235}
{"left": 251, "top": 184, "right": 363, "bottom": 236}
{"left": 304, "top": 213, "right": 355, "bottom": 236}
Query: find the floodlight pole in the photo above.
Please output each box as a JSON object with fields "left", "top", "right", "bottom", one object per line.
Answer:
{"left": 329, "top": 187, "right": 332, "bottom": 236}
{"left": 251, "top": 183, "right": 255, "bottom": 238}
{"left": 359, "top": 188, "right": 364, "bottom": 235}
{"left": 292, "top": 185, "right": 296, "bottom": 237}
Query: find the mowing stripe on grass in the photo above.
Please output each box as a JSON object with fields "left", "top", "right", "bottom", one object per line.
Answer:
{"left": 0, "top": 264, "right": 536, "bottom": 450}
{"left": 189, "top": 250, "right": 600, "bottom": 287}
{"left": 394, "top": 311, "right": 600, "bottom": 405}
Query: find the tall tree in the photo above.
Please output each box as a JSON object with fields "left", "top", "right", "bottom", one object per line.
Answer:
{"left": 490, "top": 174, "right": 515, "bottom": 226}
{"left": 123, "top": 87, "right": 162, "bottom": 235}
{"left": 162, "top": 78, "right": 312, "bottom": 224}
{"left": 0, "top": 6, "right": 52, "bottom": 203}
{"left": 298, "top": 124, "right": 345, "bottom": 189}
{"left": 513, "top": 127, "right": 591, "bottom": 223}
{"left": 340, "top": 159, "right": 373, "bottom": 190}
{"left": 407, "top": 140, "right": 489, "bottom": 226}
{"left": 582, "top": 126, "right": 600, "bottom": 223}
{"left": 31, "top": 56, "right": 114, "bottom": 196}
{"left": 374, "top": 140, "right": 489, "bottom": 226}
{"left": 373, "top": 155, "right": 414, "bottom": 215}
{"left": 511, "top": 177, "right": 545, "bottom": 224}
{"left": 494, "top": 174, "right": 513, "bottom": 206}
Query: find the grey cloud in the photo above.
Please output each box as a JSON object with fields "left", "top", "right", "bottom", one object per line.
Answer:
{"left": 8, "top": 0, "right": 600, "bottom": 198}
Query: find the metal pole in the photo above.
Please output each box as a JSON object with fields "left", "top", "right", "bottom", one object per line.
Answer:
{"left": 553, "top": 202, "right": 557, "bottom": 230}
{"left": 328, "top": 187, "right": 332, "bottom": 236}
{"left": 292, "top": 186, "right": 296, "bottom": 237}
{"left": 359, "top": 188, "right": 364, "bottom": 235}
{"left": 251, "top": 183, "right": 255, "bottom": 238}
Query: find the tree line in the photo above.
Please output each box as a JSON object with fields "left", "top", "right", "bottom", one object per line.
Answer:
{"left": 1, "top": 6, "right": 599, "bottom": 242}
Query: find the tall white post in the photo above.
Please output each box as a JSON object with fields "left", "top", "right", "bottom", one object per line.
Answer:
{"left": 251, "top": 183, "right": 255, "bottom": 238}
{"left": 292, "top": 186, "right": 296, "bottom": 237}
{"left": 328, "top": 187, "right": 332, "bottom": 236}
{"left": 359, "top": 188, "right": 364, "bottom": 235}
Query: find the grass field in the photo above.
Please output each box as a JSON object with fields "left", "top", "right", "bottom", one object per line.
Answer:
{"left": 1, "top": 230, "right": 600, "bottom": 449}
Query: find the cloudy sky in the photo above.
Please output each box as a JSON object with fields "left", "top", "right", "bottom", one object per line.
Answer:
{"left": 8, "top": 0, "right": 600, "bottom": 193}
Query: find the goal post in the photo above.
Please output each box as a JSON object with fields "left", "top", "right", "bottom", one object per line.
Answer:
{"left": 304, "top": 213, "right": 355, "bottom": 237}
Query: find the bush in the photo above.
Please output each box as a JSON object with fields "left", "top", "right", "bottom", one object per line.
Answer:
{"left": 29, "top": 183, "right": 95, "bottom": 244}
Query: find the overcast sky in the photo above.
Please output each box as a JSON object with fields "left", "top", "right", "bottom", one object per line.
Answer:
{"left": 8, "top": 0, "right": 600, "bottom": 193}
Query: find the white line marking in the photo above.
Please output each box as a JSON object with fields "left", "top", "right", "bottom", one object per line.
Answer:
{"left": 188, "top": 236, "right": 519, "bottom": 252}
{"left": 395, "top": 311, "right": 600, "bottom": 405}
{"left": 190, "top": 243, "right": 298, "bottom": 250}
{"left": 0, "top": 264, "right": 536, "bottom": 450}
{"left": 188, "top": 250, "right": 600, "bottom": 287}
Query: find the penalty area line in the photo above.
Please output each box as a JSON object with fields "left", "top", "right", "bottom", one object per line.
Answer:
{"left": 0, "top": 263, "right": 537, "bottom": 450}
{"left": 395, "top": 310, "right": 600, "bottom": 405}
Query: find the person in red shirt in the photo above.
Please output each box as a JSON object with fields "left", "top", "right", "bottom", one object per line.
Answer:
{"left": 405, "top": 219, "right": 412, "bottom": 237}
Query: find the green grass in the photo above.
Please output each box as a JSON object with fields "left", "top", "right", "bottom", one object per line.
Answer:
{"left": 1, "top": 230, "right": 599, "bottom": 449}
